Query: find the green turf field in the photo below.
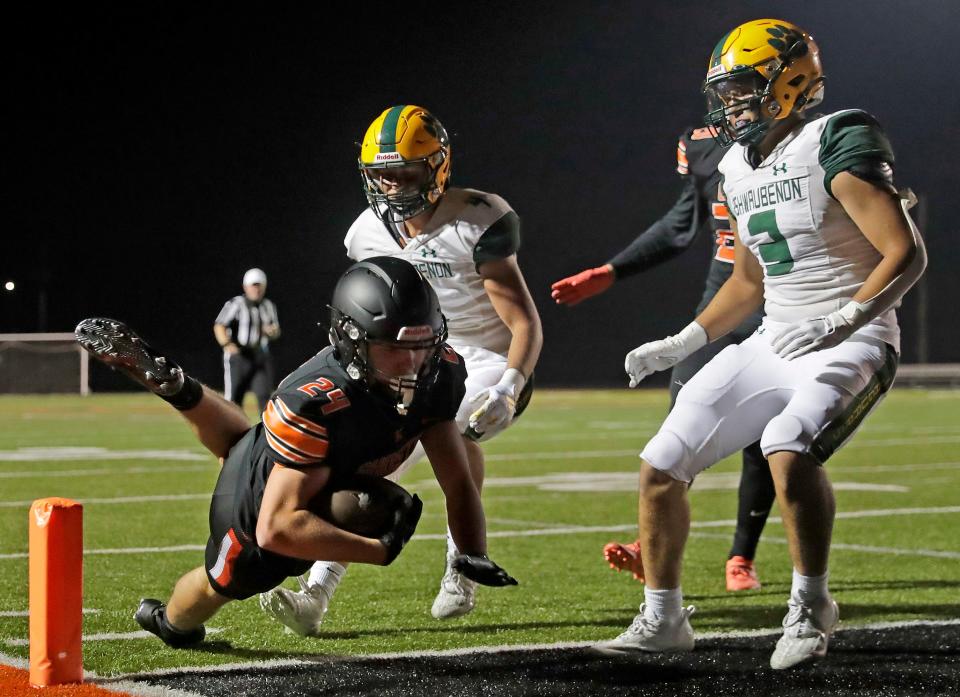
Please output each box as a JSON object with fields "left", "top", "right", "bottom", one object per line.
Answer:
{"left": 1, "top": 389, "right": 958, "bottom": 676}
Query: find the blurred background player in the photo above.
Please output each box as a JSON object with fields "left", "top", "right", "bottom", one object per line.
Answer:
{"left": 261, "top": 105, "right": 542, "bottom": 634}
{"left": 213, "top": 267, "right": 281, "bottom": 413}
{"left": 75, "top": 257, "right": 516, "bottom": 647}
{"left": 598, "top": 19, "right": 926, "bottom": 670}
{"left": 551, "top": 124, "right": 771, "bottom": 592}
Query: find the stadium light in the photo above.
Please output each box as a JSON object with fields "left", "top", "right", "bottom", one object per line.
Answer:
{"left": 4, "top": 280, "right": 14, "bottom": 291}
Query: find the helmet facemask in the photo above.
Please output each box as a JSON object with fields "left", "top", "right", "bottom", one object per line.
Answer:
{"left": 360, "top": 150, "right": 448, "bottom": 224}
{"left": 704, "top": 69, "right": 777, "bottom": 146}
{"left": 330, "top": 308, "right": 448, "bottom": 414}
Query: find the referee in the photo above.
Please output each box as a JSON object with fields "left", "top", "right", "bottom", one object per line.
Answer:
{"left": 213, "top": 268, "right": 280, "bottom": 412}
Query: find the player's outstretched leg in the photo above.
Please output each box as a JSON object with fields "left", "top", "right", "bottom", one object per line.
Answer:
{"left": 135, "top": 599, "right": 206, "bottom": 648}
{"left": 259, "top": 563, "right": 347, "bottom": 637}
{"left": 76, "top": 317, "right": 249, "bottom": 458}
{"left": 602, "top": 539, "right": 644, "bottom": 582}
{"left": 76, "top": 318, "right": 187, "bottom": 397}
{"left": 726, "top": 440, "right": 773, "bottom": 591}
{"left": 135, "top": 566, "right": 229, "bottom": 648}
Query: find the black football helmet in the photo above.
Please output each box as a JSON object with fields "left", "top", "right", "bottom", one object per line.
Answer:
{"left": 329, "top": 257, "right": 447, "bottom": 413}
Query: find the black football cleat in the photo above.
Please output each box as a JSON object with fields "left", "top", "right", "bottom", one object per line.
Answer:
{"left": 75, "top": 318, "right": 184, "bottom": 396}
{"left": 134, "top": 598, "right": 206, "bottom": 648}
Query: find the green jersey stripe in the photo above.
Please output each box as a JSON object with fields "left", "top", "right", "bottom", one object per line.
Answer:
{"left": 810, "top": 343, "right": 899, "bottom": 464}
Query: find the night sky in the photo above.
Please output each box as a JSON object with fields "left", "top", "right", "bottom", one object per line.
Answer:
{"left": 6, "top": 2, "right": 959, "bottom": 390}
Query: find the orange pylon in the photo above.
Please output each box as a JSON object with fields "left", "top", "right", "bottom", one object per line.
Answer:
{"left": 29, "top": 497, "right": 83, "bottom": 687}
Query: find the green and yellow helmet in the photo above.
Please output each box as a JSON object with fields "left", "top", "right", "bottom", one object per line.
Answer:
{"left": 358, "top": 105, "right": 451, "bottom": 223}
{"left": 702, "top": 19, "right": 824, "bottom": 146}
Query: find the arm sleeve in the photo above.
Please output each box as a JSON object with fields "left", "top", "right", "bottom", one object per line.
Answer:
{"left": 423, "top": 347, "right": 468, "bottom": 423}
{"left": 214, "top": 298, "right": 238, "bottom": 325}
{"left": 473, "top": 211, "right": 521, "bottom": 269}
{"left": 606, "top": 175, "right": 703, "bottom": 278}
{"left": 820, "top": 110, "right": 896, "bottom": 198}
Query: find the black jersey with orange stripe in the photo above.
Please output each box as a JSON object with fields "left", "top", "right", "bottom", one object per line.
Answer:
{"left": 219, "top": 345, "right": 466, "bottom": 542}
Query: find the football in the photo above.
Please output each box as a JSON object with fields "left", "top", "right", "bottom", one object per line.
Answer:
{"left": 311, "top": 474, "right": 413, "bottom": 538}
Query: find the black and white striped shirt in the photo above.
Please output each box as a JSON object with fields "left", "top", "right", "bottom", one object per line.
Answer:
{"left": 214, "top": 296, "right": 280, "bottom": 351}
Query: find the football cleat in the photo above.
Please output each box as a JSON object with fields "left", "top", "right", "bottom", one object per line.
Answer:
{"left": 431, "top": 557, "right": 477, "bottom": 619}
{"left": 134, "top": 598, "right": 205, "bottom": 648}
{"left": 75, "top": 318, "right": 184, "bottom": 396}
{"left": 726, "top": 556, "right": 762, "bottom": 591}
{"left": 258, "top": 575, "right": 335, "bottom": 637}
{"left": 594, "top": 603, "right": 695, "bottom": 655}
{"left": 770, "top": 596, "right": 840, "bottom": 669}
{"left": 603, "top": 540, "right": 645, "bottom": 582}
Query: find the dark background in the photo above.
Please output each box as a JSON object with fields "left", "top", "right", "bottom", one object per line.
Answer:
{"left": 5, "top": 1, "right": 958, "bottom": 389}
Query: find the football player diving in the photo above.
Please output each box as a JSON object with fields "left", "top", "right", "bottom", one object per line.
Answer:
{"left": 260, "top": 106, "right": 542, "bottom": 635}
{"left": 551, "top": 122, "right": 772, "bottom": 592}
{"left": 74, "top": 257, "right": 516, "bottom": 648}
{"left": 595, "top": 19, "right": 926, "bottom": 670}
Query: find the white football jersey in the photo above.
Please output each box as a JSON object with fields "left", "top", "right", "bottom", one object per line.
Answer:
{"left": 344, "top": 187, "right": 519, "bottom": 356}
{"left": 719, "top": 109, "right": 900, "bottom": 350}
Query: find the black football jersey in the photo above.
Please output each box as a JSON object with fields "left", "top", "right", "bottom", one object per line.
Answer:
{"left": 220, "top": 345, "right": 466, "bottom": 540}
{"left": 607, "top": 127, "right": 734, "bottom": 285}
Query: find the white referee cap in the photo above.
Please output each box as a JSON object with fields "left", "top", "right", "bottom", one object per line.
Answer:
{"left": 243, "top": 268, "right": 267, "bottom": 286}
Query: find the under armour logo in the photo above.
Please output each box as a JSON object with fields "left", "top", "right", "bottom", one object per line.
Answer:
{"left": 773, "top": 163, "right": 788, "bottom": 175}
{"left": 420, "top": 247, "right": 437, "bottom": 258}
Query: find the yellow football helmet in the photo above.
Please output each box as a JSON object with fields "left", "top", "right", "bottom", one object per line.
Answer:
{"left": 358, "top": 105, "right": 451, "bottom": 223}
{"left": 702, "top": 19, "right": 824, "bottom": 146}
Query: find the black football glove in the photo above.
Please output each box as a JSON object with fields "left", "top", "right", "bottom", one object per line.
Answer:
{"left": 378, "top": 494, "right": 423, "bottom": 565}
{"left": 451, "top": 554, "right": 518, "bottom": 586}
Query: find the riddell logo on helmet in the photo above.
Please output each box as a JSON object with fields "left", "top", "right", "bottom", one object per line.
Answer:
{"left": 374, "top": 152, "right": 403, "bottom": 163}
{"left": 706, "top": 64, "right": 726, "bottom": 79}
{"left": 396, "top": 325, "right": 432, "bottom": 341}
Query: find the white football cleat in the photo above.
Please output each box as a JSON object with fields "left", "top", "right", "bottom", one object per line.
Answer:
{"left": 594, "top": 604, "right": 695, "bottom": 654}
{"left": 431, "top": 560, "right": 477, "bottom": 619}
{"left": 258, "top": 576, "right": 334, "bottom": 637}
{"left": 770, "top": 596, "right": 840, "bottom": 670}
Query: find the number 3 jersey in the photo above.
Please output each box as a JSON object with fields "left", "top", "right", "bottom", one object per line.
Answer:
{"left": 719, "top": 109, "right": 901, "bottom": 350}
{"left": 344, "top": 188, "right": 521, "bottom": 357}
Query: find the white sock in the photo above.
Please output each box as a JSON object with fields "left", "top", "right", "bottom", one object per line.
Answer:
{"left": 643, "top": 587, "right": 683, "bottom": 620}
{"left": 791, "top": 568, "right": 829, "bottom": 605}
{"left": 306, "top": 561, "right": 347, "bottom": 592}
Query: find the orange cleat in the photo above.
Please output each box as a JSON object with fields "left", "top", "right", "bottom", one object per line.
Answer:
{"left": 725, "top": 556, "right": 761, "bottom": 591}
{"left": 603, "top": 540, "right": 645, "bottom": 582}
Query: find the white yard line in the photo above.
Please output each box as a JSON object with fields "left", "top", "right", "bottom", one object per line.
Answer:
{"left": 0, "top": 493, "right": 209, "bottom": 508}
{"left": 689, "top": 531, "right": 960, "bottom": 559}
{"left": 0, "top": 465, "right": 211, "bottom": 479}
{"left": 0, "top": 447, "right": 207, "bottom": 462}
{"left": 3, "top": 628, "right": 222, "bottom": 647}
{"left": 3, "top": 453, "right": 958, "bottom": 482}
{"left": 2, "top": 505, "right": 957, "bottom": 561}
{"left": 81, "top": 618, "right": 960, "bottom": 683}
{"left": 0, "top": 608, "right": 99, "bottom": 618}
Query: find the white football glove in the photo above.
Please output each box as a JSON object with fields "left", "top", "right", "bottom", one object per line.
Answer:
{"left": 771, "top": 302, "right": 864, "bottom": 361}
{"left": 624, "top": 322, "right": 708, "bottom": 388}
{"left": 468, "top": 368, "right": 524, "bottom": 439}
